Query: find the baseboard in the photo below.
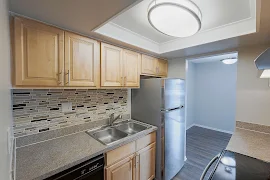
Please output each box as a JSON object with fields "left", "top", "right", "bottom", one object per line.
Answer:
{"left": 186, "top": 123, "right": 195, "bottom": 130}
{"left": 193, "top": 124, "right": 234, "bottom": 134}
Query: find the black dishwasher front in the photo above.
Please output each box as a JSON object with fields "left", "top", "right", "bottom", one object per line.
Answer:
{"left": 45, "top": 154, "right": 104, "bottom": 180}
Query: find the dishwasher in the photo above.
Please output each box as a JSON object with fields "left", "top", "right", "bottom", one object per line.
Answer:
{"left": 45, "top": 154, "right": 104, "bottom": 180}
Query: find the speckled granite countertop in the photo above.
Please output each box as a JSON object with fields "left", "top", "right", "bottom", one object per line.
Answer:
{"left": 227, "top": 127, "right": 270, "bottom": 162}
{"left": 15, "top": 120, "right": 157, "bottom": 180}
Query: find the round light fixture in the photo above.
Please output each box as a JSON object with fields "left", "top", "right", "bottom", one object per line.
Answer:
{"left": 221, "top": 58, "right": 238, "bottom": 65}
{"left": 147, "top": 0, "right": 202, "bottom": 37}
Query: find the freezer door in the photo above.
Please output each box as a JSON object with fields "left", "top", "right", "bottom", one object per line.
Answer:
{"left": 164, "top": 108, "right": 185, "bottom": 180}
{"left": 162, "top": 79, "right": 185, "bottom": 110}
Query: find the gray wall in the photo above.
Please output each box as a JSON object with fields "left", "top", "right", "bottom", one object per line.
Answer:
{"left": 168, "top": 45, "right": 270, "bottom": 127}
{"left": 0, "top": 0, "right": 13, "bottom": 179}
{"left": 193, "top": 61, "right": 237, "bottom": 132}
{"left": 168, "top": 58, "right": 186, "bottom": 79}
{"left": 236, "top": 46, "right": 270, "bottom": 126}
{"left": 185, "top": 62, "right": 196, "bottom": 129}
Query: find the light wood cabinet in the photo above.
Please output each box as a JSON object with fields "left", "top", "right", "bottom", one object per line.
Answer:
{"left": 101, "top": 43, "right": 123, "bottom": 87}
{"left": 136, "top": 143, "right": 156, "bottom": 180}
{"left": 123, "top": 50, "right": 141, "bottom": 87}
{"left": 106, "top": 154, "right": 135, "bottom": 180}
{"left": 157, "top": 59, "right": 168, "bottom": 77}
{"left": 136, "top": 132, "right": 156, "bottom": 151}
{"left": 64, "top": 32, "right": 100, "bottom": 87}
{"left": 105, "top": 132, "right": 156, "bottom": 180}
{"left": 13, "top": 17, "right": 64, "bottom": 86}
{"left": 141, "top": 55, "right": 157, "bottom": 76}
{"left": 141, "top": 55, "right": 168, "bottom": 77}
{"left": 106, "top": 142, "right": 136, "bottom": 166}
{"left": 12, "top": 16, "right": 166, "bottom": 88}
{"left": 13, "top": 17, "right": 100, "bottom": 88}
{"left": 101, "top": 43, "right": 140, "bottom": 88}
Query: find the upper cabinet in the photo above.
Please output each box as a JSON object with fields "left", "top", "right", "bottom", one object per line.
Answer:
{"left": 12, "top": 17, "right": 100, "bottom": 88}
{"left": 11, "top": 16, "right": 166, "bottom": 89}
{"left": 123, "top": 50, "right": 141, "bottom": 87}
{"left": 101, "top": 43, "right": 140, "bottom": 88}
{"left": 141, "top": 55, "right": 168, "bottom": 77}
{"left": 65, "top": 32, "right": 100, "bottom": 87}
{"left": 141, "top": 55, "right": 157, "bottom": 76}
{"left": 157, "top": 59, "right": 168, "bottom": 77}
{"left": 13, "top": 17, "right": 64, "bottom": 86}
{"left": 101, "top": 43, "right": 124, "bottom": 87}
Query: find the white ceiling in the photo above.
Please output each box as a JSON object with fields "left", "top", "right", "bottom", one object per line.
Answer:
{"left": 95, "top": 0, "right": 258, "bottom": 56}
{"left": 111, "top": 0, "right": 251, "bottom": 43}
{"left": 9, "top": 0, "right": 142, "bottom": 35}
{"left": 189, "top": 52, "right": 238, "bottom": 63}
{"left": 8, "top": 0, "right": 270, "bottom": 59}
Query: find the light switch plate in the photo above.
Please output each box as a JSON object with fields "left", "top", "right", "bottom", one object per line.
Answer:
{"left": 62, "top": 102, "right": 73, "bottom": 113}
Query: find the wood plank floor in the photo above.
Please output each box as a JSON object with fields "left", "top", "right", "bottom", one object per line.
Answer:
{"left": 172, "top": 126, "right": 232, "bottom": 180}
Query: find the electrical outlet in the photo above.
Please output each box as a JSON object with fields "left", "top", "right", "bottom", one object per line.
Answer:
{"left": 62, "top": 102, "right": 73, "bottom": 113}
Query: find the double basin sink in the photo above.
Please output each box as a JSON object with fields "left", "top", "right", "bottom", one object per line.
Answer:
{"left": 86, "top": 121, "right": 150, "bottom": 145}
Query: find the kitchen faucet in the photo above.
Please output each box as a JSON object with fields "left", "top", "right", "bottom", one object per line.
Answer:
{"left": 109, "top": 113, "right": 122, "bottom": 126}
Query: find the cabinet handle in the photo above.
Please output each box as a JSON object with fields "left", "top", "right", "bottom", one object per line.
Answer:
{"left": 65, "top": 70, "right": 70, "bottom": 85}
{"left": 124, "top": 76, "right": 127, "bottom": 86}
{"left": 58, "top": 71, "right": 62, "bottom": 85}
{"left": 135, "top": 154, "right": 139, "bottom": 169}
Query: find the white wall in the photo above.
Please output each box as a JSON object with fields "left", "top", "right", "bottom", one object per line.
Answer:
{"left": 0, "top": 0, "right": 13, "bottom": 179}
{"left": 236, "top": 46, "right": 270, "bottom": 126}
{"left": 193, "top": 61, "right": 237, "bottom": 132}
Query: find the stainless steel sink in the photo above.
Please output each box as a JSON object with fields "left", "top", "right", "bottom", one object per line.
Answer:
{"left": 115, "top": 122, "right": 148, "bottom": 135}
{"left": 87, "top": 127, "right": 128, "bottom": 145}
{"left": 86, "top": 121, "right": 150, "bottom": 145}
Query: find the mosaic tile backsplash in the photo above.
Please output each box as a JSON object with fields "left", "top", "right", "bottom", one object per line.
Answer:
{"left": 12, "top": 89, "right": 128, "bottom": 137}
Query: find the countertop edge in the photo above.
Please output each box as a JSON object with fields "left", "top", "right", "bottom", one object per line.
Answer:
{"left": 226, "top": 127, "right": 270, "bottom": 163}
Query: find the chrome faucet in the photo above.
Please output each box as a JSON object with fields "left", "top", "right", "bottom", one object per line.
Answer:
{"left": 109, "top": 113, "right": 122, "bottom": 126}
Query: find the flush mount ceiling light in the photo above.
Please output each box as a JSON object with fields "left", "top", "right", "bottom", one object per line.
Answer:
{"left": 221, "top": 58, "right": 238, "bottom": 65}
{"left": 147, "top": 0, "right": 202, "bottom": 37}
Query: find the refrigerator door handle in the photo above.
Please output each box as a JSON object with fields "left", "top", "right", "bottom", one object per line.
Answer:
{"left": 161, "top": 105, "right": 184, "bottom": 112}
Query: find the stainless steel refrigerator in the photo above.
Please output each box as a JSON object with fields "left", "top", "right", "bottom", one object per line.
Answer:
{"left": 131, "top": 78, "right": 186, "bottom": 180}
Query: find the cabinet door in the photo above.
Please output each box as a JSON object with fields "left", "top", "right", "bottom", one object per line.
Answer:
{"left": 106, "top": 155, "right": 135, "bottom": 180}
{"left": 65, "top": 32, "right": 100, "bottom": 87}
{"left": 141, "top": 55, "right": 158, "bottom": 76}
{"left": 158, "top": 59, "right": 168, "bottom": 77}
{"left": 101, "top": 43, "right": 123, "bottom": 87}
{"left": 136, "top": 143, "right": 156, "bottom": 180}
{"left": 123, "top": 50, "right": 140, "bottom": 87}
{"left": 13, "top": 17, "right": 64, "bottom": 86}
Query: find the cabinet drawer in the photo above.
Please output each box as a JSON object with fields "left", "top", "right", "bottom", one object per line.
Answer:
{"left": 136, "top": 132, "right": 156, "bottom": 151}
{"left": 105, "top": 142, "right": 136, "bottom": 166}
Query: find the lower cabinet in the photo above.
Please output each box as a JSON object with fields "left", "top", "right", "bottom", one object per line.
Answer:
{"left": 105, "top": 154, "right": 135, "bottom": 180}
{"left": 136, "top": 143, "right": 156, "bottom": 180}
{"left": 105, "top": 132, "right": 156, "bottom": 180}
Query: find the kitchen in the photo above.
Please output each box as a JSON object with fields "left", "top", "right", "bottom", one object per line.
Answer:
{"left": 0, "top": 0, "right": 270, "bottom": 180}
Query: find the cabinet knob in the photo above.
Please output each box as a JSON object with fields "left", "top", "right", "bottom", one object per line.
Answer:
{"left": 58, "top": 71, "right": 63, "bottom": 85}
